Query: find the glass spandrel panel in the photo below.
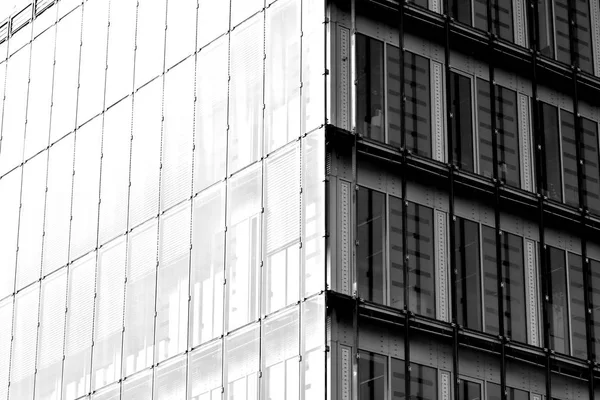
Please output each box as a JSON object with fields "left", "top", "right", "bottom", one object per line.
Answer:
{"left": 264, "top": 0, "right": 300, "bottom": 154}
{"left": 590, "top": 259, "right": 600, "bottom": 359}
{"left": 156, "top": 202, "right": 191, "bottom": 362}
{"left": 195, "top": 37, "right": 227, "bottom": 194}
{"left": 197, "top": 0, "right": 229, "bottom": 50}
{"left": 547, "top": 246, "right": 569, "bottom": 354}
{"left": 0, "top": 45, "right": 30, "bottom": 176}
{"left": 538, "top": 0, "right": 555, "bottom": 57}
{"left": 450, "top": 72, "right": 474, "bottom": 172}
{"left": 407, "top": 202, "right": 435, "bottom": 318}
{"left": 356, "top": 35, "right": 384, "bottom": 142}
{"left": 554, "top": 0, "right": 571, "bottom": 65}
{"left": 24, "top": 26, "right": 55, "bottom": 160}
{"left": 560, "top": 110, "right": 579, "bottom": 207}
{"left": 226, "top": 324, "right": 260, "bottom": 400}
{"left": 482, "top": 225, "right": 499, "bottom": 335}
{"left": 228, "top": 14, "right": 264, "bottom": 175}
{"left": 77, "top": 0, "right": 109, "bottom": 126}
{"left": 9, "top": 284, "right": 39, "bottom": 400}
{"left": 49, "top": 8, "right": 81, "bottom": 144}
{"left": 91, "top": 383, "right": 120, "bottom": 400}
{"left": 226, "top": 164, "right": 262, "bottom": 332}
{"left": 477, "top": 78, "right": 494, "bottom": 179}
{"left": 35, "top": 268, "right": 67, "bottom": 400}
{"left": 389, "top": 196, "right": 404, "bottom": 310}
{"left": 581, "top": 118, "right": 600, "bottom": 214}
{"left": 16, "top": 152, "right": 47, "bottom": 290}
{"left": 387, "top": 44, "right": 401, "bottom": 147}
{"left": 496, "top": 86, "right": 519, "bottom": 187}
{"left": 357, "top": 188, "right": 385, "bottom": 304}
{"left": 302, "top": 130, "right": 325, "bottom": 297}
{"left": 404, "top": 52, "right": 431, "bottom": 157}
{"left": 129, "top": 79, "right": 162, "bottom": 229}
{"left": 98, "top": 97, "right": 132, "bottom": 245}
{"left": 162, "top": 57, "right": 194, "bottom": 211}
{"left": 92, "top": 237, "right": 126, "bottom": 391}
{"left": 455, "top": 217, "right": 482, "bottom": 330}
{"left": 231, "top": 0, "right": 264, "bottom": 28}
{"left": 358, "top": 351, "right": 386, "bottom": 400}
{"left": 155, "top": 356, "right": 187, "bottom": 400}
{"left": 0, "top": 168, "right": 20, "bottom": 299}
{"left": 574, "top": 0, "right": 593, "bottom": 74}
{"left": 42, "top": 134, "right": 74, "bottom": 276}
{"left": 134, "top": 0, "right": 167, "bottom": 88}
{"left": 105, "top": 0, "right": 136, "bottom": 108}
{"left": 63, "top": 254, "right": 96, "bottom": 400}
{"left": 165, "top": 0, "right": 196, "bottom": 69}
{"left": 303, "top": 296, "right": 325, "bottom": 399}
{"left": 567, "top": 253, "right": 587, "bottom": 359}
{"left": 541, "top": 102, "right": 562, "bottom": 201}
{"left": 122, "top": 369, "right": 152, "bottom": 400}
{"left": 502, "top": 232, "right": 526, "bottom": 342}
{"left": 123, "top": 220, "right": 158, "bottom": 377}
{"left": 70, "top": 117, "right": 102, "bottom": 261}
{"left": 191, "top": 184, "right": 225, "bottom": 347}
{"left": 189, "top": 340, "right": 223, "bottom": 400}
{"left": 301, "top": 0, "right": 325, "bottom": 134}
{"left": 0, "top": 299, "right": 13, "bottom": 400}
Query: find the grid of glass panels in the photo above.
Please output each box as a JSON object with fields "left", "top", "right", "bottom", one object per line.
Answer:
{"left": 0, "top": 0, "right": 326, "bottom": 398}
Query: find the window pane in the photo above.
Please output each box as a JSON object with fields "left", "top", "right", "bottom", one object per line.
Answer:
{"left": 0, "top": 169, "right": 20, "bottom": 299}
{"left": 387, "top": 44, "right": 401, "bottom": 147}
{"left": 165, "top": 0, "right": 196, "bottom": 69}
{"left": 226, "top": 165, "right": 262, "bottom": 331}
{"left": 197, "top": 0, "right": 229, "bottom": 50}
{"left": 357, "top": 188, "right": 385, "bottom": 304}
{"left": 482, "top": 225, "right": 499, "bottom": 335}
{"left": 265, "top": 0, "right": 301, "bottom": 153}
{"left": 574, "top": 0, "right": 593, "bottom": 73}
{"left": 560, "top": 110, "right": 579, "bottom": 207}
{"left": 449, "top": 0, "right": 472, "bottom": 25}
{"left": 554, "top": 0, "right": 571, "bottom": 65}
{"left": 502, "top": 232, "right": 526, "bottom": 342}
{"left": 231, "top": 0, "right": 264, "bottom": 28}
{"left": 455, "top": 218, "right": 482, "bottom": 330}
{"left": 568, "top": 253, "right": 587, "bottom": 359}
{"left": 356, "top": 34, "right": 384, "bottom": 141}
{"left": 541, "top": 103, "right": 562, "bottom": 201}
{"left": 303, "top": 295, "right": 325, "bottom": 399}
{"left": 134, "top": 0, "right": 166, "bottom": 88}
{"left": 494, "top": 0, "right": 514, "bottom": 41}
{"left": 487, "top": 382, "right": 501, "bottom": 400}
{"left": 122, "top": 369, "right": 152, "bottom": 400}
{"left": 389, "top": 196, "right": 404, "bottom": 309}
{"left": 547, "top": 246, "right": 569, "bottom": 353}
{"left": 189, "top": 341, "right": 222, "bottom": 400}
{"left": 0, "top": 299, "right": 12, "bottom": 400}
{"left": 228, "top": 15, "right": 264, "bottom": 174}
{"left": 477, "top": 79, "right": 494, "bottom": 179}
{"left": 581, "top": 118, "right": 600, "bottom": 214}
{"left": 538, "top": 0, "right": 555, "bottom": 57}
{"left": 191, "top": 184, "right": 225, "bottom": 347}
{"left": 123, "top": 220, "right": 158, "bottom": 377}
{"left": 301, "top": 0, "right": 325, "bottom": 134}
{"left": 458, "top": 380, "right": 481, "bottom": 400}
{"left": 590, "top": 259, "right": 600, "bottom": 359}
{"left": 91, "top": 383, "right": 120, "bottom": 400}
{"left": 358, "top": 351, "right": 386, "bottom": 400}
{"left": 226, "top": 324, "right": 260, "bottom": 400}
{"left": 474, "top": 0, "right": 488, "bottom": 31}
{"left": 405, "top": 52, "right": 431, "bottom": 157}
{"left": 92, "top": 238, "right": 126, "bottom": 390}
{"left": 411, "top": 364, "right": 437, "bottom": 399}
{"left": 450, "top": 72, "right": 474, "bottom": 171}
{"left": 407, "top": 202, "right": 435, "bottom": 318}
{"left": 495, "top": 86, "right": 519, "bottom": 186}
{"left": 390, "top": 358, "right": 405, "bottom": 400}
{"left": 155, "top": 356, "right": 187, "bottom": 400}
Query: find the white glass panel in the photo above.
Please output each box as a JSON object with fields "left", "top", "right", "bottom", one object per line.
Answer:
{"left": 165, "top": 0, "right": 196, "bottom": 69}
{"left": 32, "top": 2, "right": 57, "bottom": 39}
{"left": 35, "top": 268, "right": 67, "bottom": 400}
{"left": 123, "top": 220, "right": 158, "bottom": 377}
{"left": 156, "top": 202, "right": 191, "bottom": 362}
{"left": 302, "top": 295, "right": 325, "bottom": 399}
{"left": 301, "top": 0, "right": 325, "bottom": 134}
{"left": 8, "top": 12, "right": 32, "bottom": 57}
{"left": 70, "top": 117, "right": 102, "bottom": 261}
{"left": 42, "top": 134, "right": 74, "bottom": 276}
{"left": 63, "top": 254, "right": 96, "bottom": 400}
{"left": 129, "top": 79, "right": 162, "bottom": 229}
{"left": 0, "top": 169, "right": 21, "bottom": 299}
{"left": 0, "top": 298, "right": 14, "bottom": 400}
{"left": 231, "top": 0, "right": 264, "bottom": 28}
{"left": 190, "top": 184, "right": 225, "bottom": 347}
{"left": 16, "top": 152, "right": 47, "bottom": 290}
{"left": 49, "top": 8, "right": 81, "bottom": 144}
{"left": 262, "top": 307, "right": 299, "bottom": 369}
{"left": 161, "top": 57, "right": 194, "bottom": 211}
{"left": 91, "top": 382, "right": 120, "bottom": 400}
{"left": 197, "top": 0, "right": 229, "bottom": 49}
{"left": 226, "top": 165, "right": 262, "bottom": 331}
{"left": 92, "top": 237, "right": 126, "bottom": 390}
{"left": 154, "top": 356, "right": 187, "bottom": 400}
{"left": 122, "top": 369, "right": 152, "bottom": 400}
{"left": 194, "top": 37, "right": 227, "bottom": 194}
{"left": 77, "top": 0, "right": 109, "bottom": 125}
{"left": 134, "top": 0, "right": 167, "bottom": 88}
{"left": 9, "top": 284, "right": 40, "bottom": 400}
{"left": 228, "top": 15, "right": 264, "bottom": 174}
{"left": 98, "top": 97, "right": 132, "bottom": 245}
{"left": 0, "top": 45, "right": 30, "bottom": 176}
{"left": 226, "top": 324, "right": 259, "bottom": 400}
{"left": 265, "top": 0, "right": 301, "bottom": 153}
{"left": 24, "top": 26, "right": 55, "bottom": 160}
{"left": 189, "top": 340, "right": 222, "bottom": 399}
{"left": 58, "top": 0, "right": 82, "bottom": 19}
{"left": 105, "top": 0, "right": 136, "bottom": 108}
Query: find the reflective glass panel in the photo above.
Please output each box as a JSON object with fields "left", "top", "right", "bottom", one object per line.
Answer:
{"left": 389, "top": 196, "right": 403, "bottom": 309}
{"left": 501, "top": 231, "right": 526, "bottom": 342}
{"left": 554, "top": 0, "right": 571, "bottom": 65}
{"left": 189, "top": 341, "right": 223, "bottom": 400}
{"left": 91, "top": 383, "right": 120, "bottom": 400}
{"left": 387, "top": 44, "right": 401, "bottom": 147}
{"left": 0, "top": 299, "right": 12, "bottom": 400}
{"left": 303, "top": 296, "right": 325, "bottom": 398}
{"left": 226, "top": 324, "right": 260, "bottom": 400}
{"left": 560, "top": 110, "right": 579, "bottom": 207}
{"left": 482, "top": 225, "right": 499, "bottom": 335}
{"left": 590, "top": 259, "right": 600, "bottom": 359}
{"left": 404, "top": 52, "right": 431, "bottom": 157}
{"left": 231, "top": 0, "right": 263, "bottom": 28}
{"left": 458, "top": 380, "right": 481, "bottom": 400}
{"left": 450, "top": 72, "right": 474, "bottom": 171}
{"left": 581, "top": 118, "right": 600, "bottom": 214}
{"left": 568, "top": 253, "right": 587, "bottom": 359}
{"left": 122, "top": 369, "right": 152, "bottom": 400}
{"left": 574, "top": 0, "right": 593, "bottom": 73}
{"left": 538, "top": 0, "right": 555, "bottom": 57}
{"left": 358, "top": 351, "right": 386, "bottom": 400}
{"left": 134, "top": 0, "right": 167, "bottom": 88}
{"left": 449, "top": 0, "right": 472, "bottom": 25}
{"left": 547, "top": 246, "right": 569, "bottom": 354}
{"left": 356, "top": 35, "right": 384, "bottom": 142}
{"left": 541, "top": 102, "right": 562, "bottom": 201}
{"left": 407, "top": 202, "right": 435, "bottom": 317}
{"left": 487, "top": 383, "right": 529, "bottom": 400}
{"left": 165, "top": 0, "right": 196, "bottom": 69}
{"left": 301, "top": 0, "right": 325, "bottom": 134}
{"left": 155, "top": 356, "right": 187, "bottom": 400}
{"left": 493, "top": 0, "right": 514, "bottom": 41}
{"left": 357, "top": 188, "right": 385, "bottom": 304}
{"left": 197, "top": 0, "right": 229, "bottom": 50}
{"left": 455, "top": 217, "right": 482, "bottom": 330}
{"left": 0, "top": 168, "right": 20, "bottom": 299}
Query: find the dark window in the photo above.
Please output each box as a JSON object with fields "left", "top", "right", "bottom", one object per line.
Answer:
{"left": 477, "top": 79, "right": 494, "bottom": 180}
{"left": 568, "top": 253, "right": 587, "bottom": 359}
{"left": 455, "top": 218, "right": 482, "bottom": 330}
{"left": 357, "top": 188, "right": 386, "bottom": 303}
{"left": 538, "top": 0, "right": 555, "bottom": 57}
{"left": 391, "top": 359, "right": 437, "bottom": 400}
{"left": 358, "top": 351, "right": 387, "bottom": 400}
{"left": 573, "top": 0, "right": 593, "bottom": 74}
{"left": 452, "top": 0, "right": 513, "bottom": 41}
{"left": 581, "top": 117, "right": 600, "bottom": 214}
{"left": 450, "top": 72, "right": 474, "bottom": 171}
{"left": 408, "top": 0, "right": 428, "bottom": 8}
{"left": 389, "top": 196, "right": 404, "bottom": 310}
{"left": 356, "top": 34, "right": 385, "bottom": 141}
{"left": 590, "top": 259, "right": 600, "bottom": 359}
{"left": 387, "top": 45, "right": 402, "bottom": 148}
{"left": 540, "top": 102, "right": 562, "bottom": 201}
{"left": 404, "top": 52, "right": 431, "bottom": 157}
{"left": 554, "top": 0, "right": 571, "bottom": 65}
{"left": 482, "top": 226, "right": 500, "bottom": 336}
{"left": 493, "top": 0, "right": 514, "bottom": 42}
{"left": 449, "top": 0, "right": 473, "bottom": 26}
{"left": 560, "top": 110, "right": 579, "bottom": 207}
{"left": 547, "top": 246, "right": 569, "bottom": 354}
{"left": 459, "top": 380, "right": 481, "bottom": 400}
{"left": 407, "top": 203, "right": 435, "bottom": 318}
{"left": 487, "top": 383, "right": 529, "bottom": 400}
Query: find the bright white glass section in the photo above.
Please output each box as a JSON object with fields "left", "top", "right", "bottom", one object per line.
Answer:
{"left": 197, "top": 0, "right": 229, "bottom": 49}
{"left": 189, "top": 340, "right": 222, "bottom": 399}
{"left": 226, "top": 324, "right": 260, "bottom": 400}
{"left": 231, "top": 0, "right": 263, "bottom": 28}
{"left": 0, "top": 168, "right": 20, "bottom": 299}
{"left": 165, "top": 0, "right": 197, "bottom": 69}
{"left": 122, "top": 369, "right": 152, "bottom": 400}
{"left": 0, "top": 298, "right": 13, "bottom": 400}
{"left": 134, "top": 0, "right": 167, "bottom": 88}
{"left": 154, "top": 356, "right": 187, "bottom": 400}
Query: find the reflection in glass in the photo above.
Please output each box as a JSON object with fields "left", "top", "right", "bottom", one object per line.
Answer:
{"left": 155, "top": 356, "right": 187, "bottom": 400}
{"left": 357, "top": 188, "right": 385, "bottom": 304}
{"left": 226, "top": 324, "right": 260, "bottom": 400}
{"left": 547, "top": 246, "right": 569, "bottom": 353}
{"left": 450, "top": 72, "right": 474, "bottom": 171}
{"left": 121, "top": 369, "right": 152, "bottom": 400}
{"left": 390, "top": 358, "right": 438, "bottom": 399}
{"left": 449, "top": 0, "right": 472, "bottom": 25}
{"left": 407, "top": 203, "right": 435, "bottom": 317}
{"left": 387, "top": 44, "right": 401, "bottom": 147}
{"left": 574, "top": 0, "right": 593, "bottom": 73}
{"left": 540, "top": 103, "right": 562, "bottom": 201}
{"left": 590, "top": 259, "right": 600, "bottom": 359}
{"left": 358, "top": 351, "right": 386, "bottom": 400}
{"left": 303, "top": 296, "right": 325, "bottom": 398}
{"left": 538, "top": 0, "right": 555, "bottom": 57}
{"left": 568, "top": 253, "right": 587, "bottom": 359}
{"left": 554, "top": 0, "right": 571, "bottom": 65}
{"left": 91, "top": 383, "right": 121, "bottom": 400}
{"left": 560, "top": 110, "right": 579, "bottom": 207}
{"left": 389, "top": 196, "right": 403, "bottom": 309}
{"left": 301, "top": 0, "right": 325, "bottom": 134}
{"left": 165, "top": 0, "right": 197, "bottom": 69}
{"left": 404, "top": 52, "right": 431, "bottom": 157}
{"left": 458, "top": 380, "right": 481, "bottom": 400}
{"left": 356, "top": 34, "right": 384, "bottom": 141}
{"left": 189, "top": 340, "right": 223, "bottom": 400}
{"left": 134, "top": 0, "right": 167, "bottom": 88}
{"left": 487, "top": 382, "right": 529, "bottom": 400}
{"left": 455, "top": 217, "right": 482, "bottom": 330}
{"left": 581, "top": 118, "right": 600, "bottom": 214}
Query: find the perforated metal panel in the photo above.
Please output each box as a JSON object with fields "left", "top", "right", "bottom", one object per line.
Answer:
{"left": 513, "top": 0, "right": 527, "bottom": 47}
{"left": 339, "top": 180, "right": 352, "bottom": 295}
{"left": 519, "top": 94, "right": 533, "bottom": 192}
{"left": 435, "top": 210, "right": 448, "bottom": 322}
{"left": 339, "top": 26, "right": 350, "bottom": 131}
{"left": 429, "top": 0, "right": 441, "bottom": 13}
{"left": 524, "top": 239, "right": 539, "bottom": 346}
{"left": 440, "top": 371, "right": 451, "bottom": 400}
{"left": 592, "top": 0, "right": 600, "bottom": 77}
{"left": 340, "top": 345, "right": 352, "bottom": 400}
{"left": 432, "top": 61, "right": 445, "bottom": 163}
